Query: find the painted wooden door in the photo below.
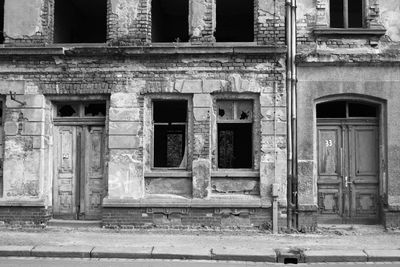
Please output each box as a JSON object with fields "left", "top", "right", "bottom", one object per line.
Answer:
{"left": 54, "top": 126, "right": 105, "bottom": 220}
{"left": 317, "top": 123, "right": 379, "bottom": 223}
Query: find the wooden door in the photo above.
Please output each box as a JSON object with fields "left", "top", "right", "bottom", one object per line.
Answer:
{"left": 317, "top": 123, "right": 379, "bottom": 224}
{"left": 54, "top": 125, "right": 105, "bottom": 220}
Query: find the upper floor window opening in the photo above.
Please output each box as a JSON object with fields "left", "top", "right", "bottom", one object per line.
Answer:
{"left": 54, "top": 0, "right": 107, "bottom": 43}
{"left": 215, "top": 0, "right": 254, "bottom": 42}
{"left": 151, "top": 0, "right": 189, "bottom": 43}
{"left": 330, "top": 0, "right": 364, "bottom": 28}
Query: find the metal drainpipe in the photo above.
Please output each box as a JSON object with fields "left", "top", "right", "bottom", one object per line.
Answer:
{"left": 285, "top": 0, "right": 293, "bottom": 229}
{"left": 291, "top": 0, "right": 298, "bottom": 229}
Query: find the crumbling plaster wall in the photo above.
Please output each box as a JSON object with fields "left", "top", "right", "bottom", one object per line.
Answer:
{"left": 379, "top": 0, "right": 400, "bottom": 42}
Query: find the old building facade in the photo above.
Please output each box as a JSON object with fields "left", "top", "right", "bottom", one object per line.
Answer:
{"left": 0, "top": 0, "right": 399, "bottom": 230}
{"left": 0, "top": 0, "right": 288, "bottom": 228}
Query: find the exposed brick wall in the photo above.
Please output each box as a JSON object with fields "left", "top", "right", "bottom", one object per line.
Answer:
{"left": 0, "top": 206, "right": 51, "bottom": 225}
{"left": 102, "top": 207, "right": 272, "bottom": 228}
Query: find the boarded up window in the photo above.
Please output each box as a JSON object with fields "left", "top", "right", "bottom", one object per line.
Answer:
{"left": 153, "top": 101, "right": 187, "bottom": 168}
{"left": 217, "top": 100, "right": 253, "bottom": 168}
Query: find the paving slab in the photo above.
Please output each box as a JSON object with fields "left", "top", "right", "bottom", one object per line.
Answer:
{"left": 151, "top": 246, "right": 211, "bottom": 260}
{"left": 211, "top": 247, "right": 276, "bottom": 262}
{"left": 91, "top": 246, "right": 152, "bottom": 259}
{"left": 0, "top": 246, "right": 32, "bottom": 257}
{"left": 303, "top": 250, "right": 367, "bottom": 263}
{"left": 364, "top": 250, "right": 400, "bottom": 262}
{"left": 31, "top": 245, "right": 93, "bottom": 258}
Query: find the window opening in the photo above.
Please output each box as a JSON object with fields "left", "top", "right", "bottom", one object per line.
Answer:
{"left": 215, "top": 0, "right": 254, "bottom": 42}
{"left": 57, "top": 104, "right": 79, "bottom": 117}
{"left": 152, "top": 0, "right": 189, "bottom": 42}
{"left": 217, "top": 100, "right": 253, "bottom": 168}
{"left": 54, "top": 0, "right": 107, "bottom": 43}
{"left": 84, "top": 103, "right": 107, "bottom": 117}
{"left": 153, "top": 100, "right": 187, "bottom": 168}
{"left": 0, "top": 0, "right": 4, "bottom": 44}
{"left": 317, "top": 101, "right": 377, "bottom": 119}
{"left": 330, "top": 0, "right": 363, "bottom": 28}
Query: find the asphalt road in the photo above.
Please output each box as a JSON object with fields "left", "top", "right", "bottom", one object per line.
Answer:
{"left": 1, "top": 258, "right": 400, "bottom": 267}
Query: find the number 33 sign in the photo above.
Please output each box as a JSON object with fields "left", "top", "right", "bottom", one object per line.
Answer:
{"left": 325, "top": 140, "right": 333, "bottom": 147}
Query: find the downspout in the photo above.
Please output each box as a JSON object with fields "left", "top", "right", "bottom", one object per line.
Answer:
{"left": 285, "top": 0, "right": 293, "bottom": 229}
{"left": 291, "top": 0, "right": 298, "bottom": 229}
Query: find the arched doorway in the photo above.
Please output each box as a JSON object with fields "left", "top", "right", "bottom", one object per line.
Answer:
{"left": 316, "top": 101, "right": 380, "bottom": 224}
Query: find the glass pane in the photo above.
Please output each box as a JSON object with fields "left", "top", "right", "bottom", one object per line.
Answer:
{"left": 154, "top": 125, "right": 186, "bottom": 167}
{"left": 217, "top": 100, "right": 234, "bottom": 120}
{"left": 348, "top": 0, "right": 363, "bottom": 28}
{"left": 330, "top": 0, "right": 344, "bottom": 28}
{"left": 57, "top": 104, "right": 79, "bottom": 117}
{"left": 153, "top": 100, "right": 187, "bottom": 123}
{"left": 316, "top": 101, "right": 346, "bottom": 118}
{"left": 349, "top": 103, "right": 377, "bottom": 117}
{"left": 236, "top": 100, "right": 253, "bottom": 121}
{"left": 218, "top": 123, "right": 252, "bottom": 168}
{"left": 84, "top": 103, "right": 106, "bottom": 116}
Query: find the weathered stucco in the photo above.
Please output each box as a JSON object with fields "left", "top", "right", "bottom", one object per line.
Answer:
{"left": 4, "top": 0, "right": 43, "bottom": 38}
{"left": 379, "top": 0, "right": 400, "bottom": 42}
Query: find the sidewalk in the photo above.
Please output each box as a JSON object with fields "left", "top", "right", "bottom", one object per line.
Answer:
{"left": 0, "top": 225, "right": 399, "bottom": 263}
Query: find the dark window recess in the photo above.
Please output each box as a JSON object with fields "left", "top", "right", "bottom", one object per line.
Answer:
{"left": 152, "top": 0, "right": 189, "bottom": 42}
{"left": 348, "top": 103, "right": 377, "bottom": 117}
{"left": 218, "top": 123, "right": 252, "bottom": 168}
{"left": 54, "top": 0, "right": 107, "bottom": 43}
{"left": 317, "top": 101, "right": 346, "bottom": 118}
{"left": 330, "top": 0, "right": 363, "bottom": 28}
{"left": 85, "top": 103, "right": 106, "bottom": 117}
{"left": 330, "top": 0, "right": 344, "bottom": 28}
{"left": 153, "top": 100, "right": 187, "bottom": 168}
{"left": 154, "top": 125, "right": 186, "bottom": 167}
{"left": 0, "top": 0, "right": 4, "bottom": 44}
{"left": 153, "top": 100, "right": 187, "bottom": 123}
{"left": 215, "top": 0, "right": 254, "bottom": 42}
{"left": 57, "top": 104, "right": 79, "bottom": 117}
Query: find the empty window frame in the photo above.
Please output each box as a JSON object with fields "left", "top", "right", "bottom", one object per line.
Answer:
{"left": 153, "top": 100, "right": 188, "bottom": 168}
{"left": 54, "top": 0, "right": 107, "bottom": 43}
{"left": 152, "top": 0, "right": 189, "bottom": 42}
{"left": 215, "top": 0, "right": 254, "bottom": 42}
{"left": 330, "top": 0, "right": 364, "bottom": 28}
{"left": 217, "top": 100, "right": 253, "bottom": 168}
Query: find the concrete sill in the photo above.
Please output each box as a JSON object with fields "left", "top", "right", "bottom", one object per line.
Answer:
{"left": 0, "top": 199, "right": 45, "bottom": 207}
{"left": 144, "top": 171, "right": 192, "bottom": 178}
{"left": 313, "top": 27, "right": 386, "bottom": 36}
{"left": 212, "top": 170, "right": 260, "bottom": 178}
{"left": 103, "top": 195, "right": 269, "bottom": 208}
{"left": 0, "top": 47, "right": 65, "bottom": 56}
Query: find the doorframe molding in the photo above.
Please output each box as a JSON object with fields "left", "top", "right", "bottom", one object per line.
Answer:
{"left": 313, "top": 94, "right": 387, "bottom": 223}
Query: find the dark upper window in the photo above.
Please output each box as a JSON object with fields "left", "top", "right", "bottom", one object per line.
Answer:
{"left": 330, "top": 0, "right": 363, "bottom": 28}
{"left": 56, "top": 102, "right": 107, "bottom": 117}
{"left": 54, "top": 0, "right": 107, "bottom": 43}
{"left": 317, "top": 101, "right": 377, "bottom": 118}
{"left": 217, "top": 100, "right": 253, "bottom": 168}
{"left": 215, "top": 0, "right": 254, "bottom": 42}
{"left": 153, "top": 100, "right": 188, "bottom": 168}
{"left": 152, "top": 0, "right": 189, "bottom": 42}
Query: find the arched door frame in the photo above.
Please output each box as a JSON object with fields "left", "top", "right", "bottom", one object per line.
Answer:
{"left": 313, "top": 94, "right": 387, "bottom": 223}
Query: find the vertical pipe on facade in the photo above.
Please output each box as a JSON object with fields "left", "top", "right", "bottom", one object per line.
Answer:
{"left": 286, "top": 0, "right": 293, "bottom": 229}
{"left": 291, "top": 0, "right": 298, "bottom": 229}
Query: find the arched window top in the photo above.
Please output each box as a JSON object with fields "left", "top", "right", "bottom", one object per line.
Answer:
{"left": 317, "top": 101, "right": 378, "bottom": 118}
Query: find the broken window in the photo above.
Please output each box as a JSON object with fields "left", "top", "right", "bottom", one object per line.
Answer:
{"left": 56, "top": 102, "right": 106, "bottom": 118}
{"left": 0, "top": 0, "right": 4, "bottom": 44}
{"left": 152, "top": 0, "right": 189, "bottom": 42}
{"left": 215, "top": 0, "right": 254, "bottom": 42}
{"left": 153, "top": 100, "right": 187, "bottom": 168}
{"left": 217, "top": 100, "right": 253, "bottom": 168}
{"left": 54, "top": 0, "right": 107, "bottom": 43}
{"left": 330, "top": 0, "right": 363, "bottom": 28}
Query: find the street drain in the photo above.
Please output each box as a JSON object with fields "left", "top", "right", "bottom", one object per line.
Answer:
{"left": 284, "top": 258, "right": 298, "bottom": 264}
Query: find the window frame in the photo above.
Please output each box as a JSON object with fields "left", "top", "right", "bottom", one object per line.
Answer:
{"left": 329, "top": 0, "right": 365, "bottom": 29}
{"left": 145, "top": 95, "right": 193, "bottom": 172}
{"left": 212, "top": 94, "right": 260, "bottom": 172}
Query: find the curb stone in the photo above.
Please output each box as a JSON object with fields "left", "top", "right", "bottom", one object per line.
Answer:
{"left": 91, "top": 246, "right": 152, "bottom": 259}
{"left": 303, "top": 250, "right": 367, "bottom": 263}
{"left": 31, "top": 246, "right": 93, "bottom": 258}
{"left": 151, "top": 246, "right": 211, "bottom": 260}
{"left": 364, "top": 250, "right": 400, "bottom": 262}
{"left": 0, "top": 246, "right": 32, "bottom": 257}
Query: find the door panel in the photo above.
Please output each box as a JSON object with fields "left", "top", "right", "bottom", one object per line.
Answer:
{"left": 82, "top": 126, "right": 105, "bottom": 220}
{"left": 54, "top": 126, "right": 77, "bottom": 219}
{"left": 317, "top": 126, "right": 343, "bottom": 220}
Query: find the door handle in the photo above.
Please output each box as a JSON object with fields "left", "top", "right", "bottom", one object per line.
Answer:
{"left": 344, "top": 176, "right": 352, "bottom": 187}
